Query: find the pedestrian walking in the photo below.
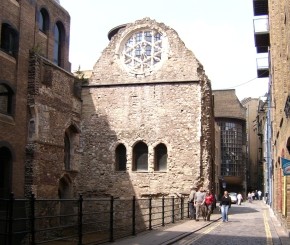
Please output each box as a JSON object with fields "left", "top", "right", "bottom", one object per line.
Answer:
{"left": 248, "top": 192, "right": 252, "bottom": 203}
{"left": 188, "top": 185, "right": 197, "bottom": 220}
{"left": 251, "top": 191, "right": 255, "bottom": 201}
{"left": 219, "top": 190, "right": 231, "bottom": 222}
{"left": 258, "top": 190, "right": 262, "bottom": 200}
{"left": 237, "top": 192, "right": 243, "bottom": 205}
{"left": 204, "top": 190, "right": 214, "bottom": 221}
{"left": 194, "top": 187, "right": 206, "bottom": 221}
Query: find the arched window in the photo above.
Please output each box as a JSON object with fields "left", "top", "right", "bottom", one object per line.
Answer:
{"left": 154, "top": 143, "right": 167, "bottom": 171}
{"left": 0, "top": 83, "right": 13, "bottom": 115}
{"left": 64, "top": 132, "right": 70, "bottom": 170}
{"left": 58, "top": 175, "right": 74, "bottom": 224}
{"left": 133, "top": 142, "right": 148, "bottom": 171}
{"left": 39, "top": 8, "right": 49, "bottom": 34}
{"left": 53, "top": 21, "right": 64, "bottom": 67}
{"left": 0, "top": 147, "right": 12, "bottom": 198}
{"left": 64, "top": 125, "right": 79, "bottom": 171}
{"left": 115, "top": 144, "right": 127, "bottom": 171}
{"left": 1, "top": 23, "right": 19, "bottom": 57}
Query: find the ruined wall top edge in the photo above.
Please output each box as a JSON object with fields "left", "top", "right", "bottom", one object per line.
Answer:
{"left": 90, "top": 17, "right": 209, "bottom": 85}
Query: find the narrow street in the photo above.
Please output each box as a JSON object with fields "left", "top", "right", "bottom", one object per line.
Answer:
{"left": 113, "top": 201, "right": 289, "bottom": 245}
{"left": 172, "top": 201, "right": 284, "bottom": 245}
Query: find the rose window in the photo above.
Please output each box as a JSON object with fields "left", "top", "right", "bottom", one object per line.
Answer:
{"left": 122, "top": 30, "right": 164, "bottom": 75}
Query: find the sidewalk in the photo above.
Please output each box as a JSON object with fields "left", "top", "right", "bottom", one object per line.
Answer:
{"left": 268, "top": 205, "right": 290, "bottom": 245}
{"left": 110, "top": 210, "right": 222, "bottom": 245}
{"left": 109, "top": 202, "right": 290, "bottom": 245}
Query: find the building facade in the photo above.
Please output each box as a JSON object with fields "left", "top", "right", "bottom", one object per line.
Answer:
{"left": 77, "top": 18, "right": 215, "bottom": 198}
{"left": 1, "top": 1, "right": 215, "bottom": 201}
{"left": 241, "top": 97, "right": 261, "bottom": 193}
{"left": 253, "top": 0, "right": 290, "bottom": 233}
{"left": 0, "top": 0, "right": 82, "bottom": 199}
{"left": 213, "top": 90, "right": 247, "bottom": 197}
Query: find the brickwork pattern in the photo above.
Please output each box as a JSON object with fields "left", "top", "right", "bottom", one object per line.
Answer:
{"left": 0, "top": 0, "right": 72, "bottom": 197}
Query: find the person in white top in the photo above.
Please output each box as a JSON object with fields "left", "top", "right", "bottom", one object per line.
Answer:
{"left": 237, "top": 193, "right": 243, "bottom": 205}
{"left": 257, "top": 190, "right": 262, "bottom": 200}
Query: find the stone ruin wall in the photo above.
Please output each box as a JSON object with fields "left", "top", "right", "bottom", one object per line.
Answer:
{"left": 79, "top": 82, "right": 202, "bottom": 198}
{"left": 77, "top": 18, "right": 214, "bottom": 199}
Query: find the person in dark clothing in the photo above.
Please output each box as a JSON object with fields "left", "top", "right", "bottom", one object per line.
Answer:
{"left": 219, "top": 190, "right": 231, "bottom": 222}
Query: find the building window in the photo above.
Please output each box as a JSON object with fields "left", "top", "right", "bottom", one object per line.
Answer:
{"left": 154, "top": 143, "right": 167, "bottom": 171}
{"left": 218, "top": 120, "right": 244, "bottom": 177}
{"left": 0, "top": 147, "right": 12, "bottom": 198}
{"left": 122, "top": 29, "right": 165, "bottom": 75}
{"left": 115, "top": 144, "right": 127, "bottom": 171}
{"left": 64, "top": 125, "right": 79, "bottom": 171}
{"left": 1, "top": 23, "right": 18, "bottom": 57}
{"left": 0, "top": 83, "right": 13, "bottom": 115}
{"left": 39, "top": 8, "right": 49, "bottom": 34}
{"left": 53, "top": 21, "right": 64, "bottom": 67}
{"left": 133, "top": 142, "right": 148, "bottom": 171}
{"left": 64, "top": 132, "right": 70, "bottom": 170}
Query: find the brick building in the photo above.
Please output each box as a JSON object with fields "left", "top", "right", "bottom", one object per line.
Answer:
{"left": 0, "top": 0, "right": 82, "bottom": 199}
{"left": 241, "top": 97, "right": 260, "bottom": 193}
{"left": 252, "top": 0, "right": 290, "bottom": 233}
{"left": 77, "top": 17, "right": 215, "bottom": 198}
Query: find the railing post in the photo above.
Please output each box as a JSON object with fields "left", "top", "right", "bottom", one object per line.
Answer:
{"left": 181, "top": 196, "right": 184, "bottom": 220}
{"left": 132, "top": 196, "right": 136, "bottom": 236}
{"left": 109, "top": 196, "right": 114, "bottom": 242}
{"left": 171, "top": 196, "right": 175, "bottom": 223}
{"left": 162, "top": 196, "right": 165, "bottom": 226}
{"left": 30, "top": 193, "right": 36, "bottom": 245}
{"left": 187, "top": 201, "right": 190, "bottom": 218}
{"left": 7, "top": 192, "right": 14, "bottom": 245}
{"left": 78, "top": 194, "right": 83, "bottom": 245}
{"left": 149, "top": 197, "right": 152, "bottom": 230}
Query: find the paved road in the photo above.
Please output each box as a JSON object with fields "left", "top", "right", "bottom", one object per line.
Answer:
{"left": 111, "top": 201, "right": 289, "bottom": 245}
{"left": 172, "top": 201, "right": 282, "bottom": 245}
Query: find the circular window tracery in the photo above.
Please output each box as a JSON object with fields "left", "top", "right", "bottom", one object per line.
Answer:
{"left": 122, "top": 30, "right": 165, "bottom": 75}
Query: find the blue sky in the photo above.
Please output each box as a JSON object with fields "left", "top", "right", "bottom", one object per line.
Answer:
{"left": 60, "top": 0, "right": 268, "bottom": 100}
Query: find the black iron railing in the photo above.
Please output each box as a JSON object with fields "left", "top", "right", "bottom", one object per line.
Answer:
{"left": 0, "top": 193, "right": 189, "bottom": 245}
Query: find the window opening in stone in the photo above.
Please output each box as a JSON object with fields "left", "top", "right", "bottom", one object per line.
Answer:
{"left": 154, "top": 143, "right": 167, "bottom": 171}
{"left": 0, "top": 147, "right": 12, "bottom": 198}
{"left": 64, "top": 132, "right": 70, "bottom": 170}
{"left": 0, "top": 84, "right": 13, "bottom": 115}
{"left": 58, "top": 175, "right": 74, "bottom": 224}
{"left": 115, "top": 144, "right": 127, "bottom": 171}
{"left": 1, "top": 23, "right": 18, "bottom": 57}
{"left": 39, "top": 8, "right": 49, "bottom": 34}
{"left": 133, "top": 142, "right": 148, "bottom": 171}
{"left": 53, "top": 21, "right": 64, "bottom": 67}
{"left": 123, "top": 30, "right": 163, "bottom": 74}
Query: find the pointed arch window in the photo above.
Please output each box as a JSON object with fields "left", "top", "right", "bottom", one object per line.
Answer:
{"left": 115, "top": 144, "right": 127, "bottom": 171}
{"left": 133, "top": 142, "right": 148, "bottom": 171}
{"left": 64, "top": 132, "right": 70, "bottom": 170}
{"left": 64, "top": 125, "right": 79, "bottom": 171}
{"left": 154, "top": 143, "right": 167, "bottom": 171}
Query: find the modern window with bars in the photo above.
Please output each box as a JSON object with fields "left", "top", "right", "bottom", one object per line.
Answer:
{"left": 218, "top": 120, "right": 245, "bottom": 177}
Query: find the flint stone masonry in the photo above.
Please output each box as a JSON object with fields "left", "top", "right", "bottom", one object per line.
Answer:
{"left": 26, "top": 54, "right": 82, "bottom": 198}
{"left": 78, "top": 18, "right": 214, "bottom": 198}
